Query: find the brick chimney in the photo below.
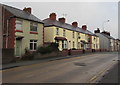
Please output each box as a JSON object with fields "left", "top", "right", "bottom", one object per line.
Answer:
{"left": 23, "top": 7, "right": 31, "bottom": 14}
{"left": 49, "top": 13, "right": 56, "bottom": 21}
{"left": 102, "top": 31, "right": 110, "bottom": 36}
{"left": 94, "top": 28, "right": 100, "bottom": 33}
{"left": 58, "top": 17, "right": 65, "bottom": 23}
{"left": 72, "top": 22, "right": 78, "bottom": 28}
{"left": 82, "top": 25, "right": 87, "bottom": 30}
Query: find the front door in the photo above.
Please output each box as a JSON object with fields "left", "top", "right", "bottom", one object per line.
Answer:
{"left": 15, "top": 40, "right": 22, "bottom": 57}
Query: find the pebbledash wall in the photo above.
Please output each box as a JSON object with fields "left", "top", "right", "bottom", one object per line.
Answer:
{"left": 14, "top": 18, "right": 43, "bottom": 56}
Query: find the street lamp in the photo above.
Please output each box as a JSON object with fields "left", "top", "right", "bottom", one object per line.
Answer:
{"left": 102, "top": 19, "right": 110, "bottom": 31}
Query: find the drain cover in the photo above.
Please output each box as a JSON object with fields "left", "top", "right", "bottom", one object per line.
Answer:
{"left": 74, "top": 62, "right": 86, "bottom": 66}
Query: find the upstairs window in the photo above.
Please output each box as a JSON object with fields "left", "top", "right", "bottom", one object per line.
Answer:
{"left": 78, "top": 33, "right": 81, "bottom": 39}
{"left": 16, "top": 19, "right": 23, "bottom": 30}
{"left": 30, "top": 22, "right": 38, "bottom": 32}
{"left": 56, "top": 28, "right": 59, "bottom": 35}
{"left": 63, "top": 29, "right": 66, "bottom": 37}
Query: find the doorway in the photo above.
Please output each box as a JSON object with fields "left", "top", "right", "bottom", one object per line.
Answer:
{"left": 15, "top": 39, "right": 22, "bottom": 57}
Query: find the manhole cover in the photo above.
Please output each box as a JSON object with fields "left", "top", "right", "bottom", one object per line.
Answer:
{"left": 74, "top": 62, "right": 86, "bottom": 66}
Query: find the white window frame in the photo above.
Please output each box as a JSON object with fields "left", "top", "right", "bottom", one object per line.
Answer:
{"left": 30, "top": 22, "right": 38, "bottom": 32}
{"left": 30, "top": 40, "right": 37, "bottom": 50}
{"left": 16, "top": 19, "right": 23, "bottom": 30}
{"left": 62, "top": 40, "right": 67, "bottom": 49}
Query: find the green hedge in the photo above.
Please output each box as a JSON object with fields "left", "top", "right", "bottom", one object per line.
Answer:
{"left": 37, "top": 42, "right": 59, "bottom": 54}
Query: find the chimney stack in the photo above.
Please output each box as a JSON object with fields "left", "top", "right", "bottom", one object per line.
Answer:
{"left": 72, "top": 22, "right": 78, "bottom": 28}
{"left": 58, "top": 17, "right": 66, "bottom": 23}
{"left": 49, "top": 13, "right": 56, "bottom": 21}
{"left": 102, "top": 31, "right": 110, "bottom": 36}
{"left": 94, "top": 28, "right": 100, "bottom": 33}
{"left": 23, "top": 7, "right": 31, "bottom": 14}
{"left": 82, "top": 25, "right": 87, "bottom": 30}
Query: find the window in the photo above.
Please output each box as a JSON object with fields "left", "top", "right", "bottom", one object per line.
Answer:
{"left": 88, "top": 37, "right": 90, "bottom": 42}
{"left": 30, "top": 22, "right": 38, "bottom": 32}
{"left": 30, "top": 40, "right": 37, "bottom": 50}
{"left": 63, "top": 29, "right": 66, "bottom": 37}
{"left": 56, "top": 28, "right": 59, "bottom": 35}
{"left": 73, "top": 32, "right": 75, "bottom": 38}
{"left": 16, "top": 19, "right": 22, "bottom": 30}
{"left": 62, "top": 40, "right": 67, "bottom": 49}
{"left": 81, "top": 43, "right": 84, "bottom": 48}
{"left": 73, "top": 41, "right": 75, "bottom": 48}
{"left": 96, "top": 44, "right": 98, "bottom": 49}
{"left": 77, "top": 33, "right": 80, "bottom": 39}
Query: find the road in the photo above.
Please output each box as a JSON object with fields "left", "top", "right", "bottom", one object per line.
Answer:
{"left": 2, "top": 52, "right": 118, "bottom": 83}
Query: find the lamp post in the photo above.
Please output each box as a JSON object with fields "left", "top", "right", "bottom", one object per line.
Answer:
{"left": 102, "top": 19, "right": 110, "bottom": 31}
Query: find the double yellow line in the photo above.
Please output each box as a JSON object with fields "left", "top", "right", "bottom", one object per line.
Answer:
{"left": 87, "top": 61, "right": 117, "bottom": 84}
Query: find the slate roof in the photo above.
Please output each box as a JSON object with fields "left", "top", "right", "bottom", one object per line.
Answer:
{"left": 43, "top": 18, "right": 97, "bottom": 36}
{"left": 101, "top": 33, "right": 115, "bottom": 40}
{"left": 3, "top": 4, "right": 43, "bottom": 23}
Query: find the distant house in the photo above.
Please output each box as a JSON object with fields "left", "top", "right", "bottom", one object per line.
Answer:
{"left": 94, "top": 28, "right": 115, "bottom": 51}
{"left": 2, "top": 4, "right": 44, "bottom": 58}
{"left": 43, "top": 13, "right": 100, "bottom": 51}
{"left": 115, "top": 39, "right": 120, "bottom": 51}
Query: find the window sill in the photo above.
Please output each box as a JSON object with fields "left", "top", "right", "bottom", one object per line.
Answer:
{"left": 30, "top": 32, "right": 38, "bottom": 34}
{"left": 15, "top": 30, "right": 23, "bottom": 33}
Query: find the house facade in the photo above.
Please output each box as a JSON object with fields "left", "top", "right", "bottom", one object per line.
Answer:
{"left": 2, "top": 4, "right": 44, "bottom": 57}
{"left": 43, "top": 13, "right": 100, "bottom": 51}
{"left": 95, "top": 28, "right": 116, "bottom": 51}
{"left": 114, "top": 39, "right": 120, "bottom": 51}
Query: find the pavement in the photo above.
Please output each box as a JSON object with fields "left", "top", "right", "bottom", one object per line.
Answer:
{"left": 2, "top": 52, "right": 118, "bottom": 83}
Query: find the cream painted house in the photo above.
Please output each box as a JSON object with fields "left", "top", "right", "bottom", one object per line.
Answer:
{"left": 43, "top": 13, "right": 100, "bottom": 51}
{"left": 2, "top": 5, "right": 44, "bottom": 57}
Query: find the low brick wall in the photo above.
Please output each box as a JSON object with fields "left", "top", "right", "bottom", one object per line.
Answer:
{"left": 99, "top": 49, "right": 107, "bottom": 52}
{"left": 34, "top": 52, "right": 60, "bottom": 59}
{"left": 59, "top": 50, "right": 69, "bottom": 56}
{"left": 2, "top": 48, "right": 14, "bottom": 64}
{"left": 71, "top": 49, "right": 83, "bottom": 55}
{"left": 95, "top": 49, "right": 100, "bottom": 52}
{"left": 85, "top": 49, "right": 92, "bottom": 53}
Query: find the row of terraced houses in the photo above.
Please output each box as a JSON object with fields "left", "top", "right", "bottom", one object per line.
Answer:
{"left": 1, "top": 4, "right": 120, "bottom": 63}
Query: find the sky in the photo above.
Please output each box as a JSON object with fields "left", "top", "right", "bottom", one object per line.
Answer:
{"left": 1, "top": 1, "right": 119, "bottom": 39}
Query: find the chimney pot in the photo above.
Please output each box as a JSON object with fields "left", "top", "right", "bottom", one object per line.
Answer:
{"left": 58, "top": 17, "right": 65, "bottom": 23}
{"left": 72, "top": 22, "right": 78, "bottom": 27}
{"left": 82, "top": 25, "right": 87, "bottom": 30}
{"left": 102, "top": 31, "right": 110, "bottom": 36}
{"left": 94, "top": 28, "right": 100, "bottom": 33}
{"left": 49, "top": 13, "right": 56, "bottom": 21}
{"left": 23, "top": 7, "right": 31, "bottom": 14}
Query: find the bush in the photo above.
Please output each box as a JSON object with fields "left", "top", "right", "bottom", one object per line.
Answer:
{"left": 37, "top": 42, "right": 59, "bottom": 54}
{"left": 72, "top": 48, "right": 76, "bottom": 50}
{"left": 21, "top": 48, "right": 34, "bottom": 60}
